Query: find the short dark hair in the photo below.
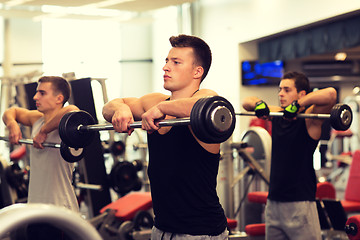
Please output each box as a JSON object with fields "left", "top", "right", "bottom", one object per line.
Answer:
{"left": 38, "top": 76, "right": 71, "bottom": 105}
{"left": 169, "top": 34, "right": 212, "bottom": 82}
{"left": 282, "top": 71, "right": 310, "bottom": 94}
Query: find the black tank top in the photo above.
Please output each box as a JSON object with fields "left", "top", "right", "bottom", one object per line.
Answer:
{"left": 268, "top": 115, "right": 318, "bottom": 201}
{"left": 147, "top": 125, "right": 227, "bottom": 235}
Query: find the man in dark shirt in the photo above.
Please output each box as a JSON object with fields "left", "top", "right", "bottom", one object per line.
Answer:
{"left": 242, "top": 71, "right": 337, "bottom": 240}
{"left": 102, "top": 34, "right": 228, "bottom": 240}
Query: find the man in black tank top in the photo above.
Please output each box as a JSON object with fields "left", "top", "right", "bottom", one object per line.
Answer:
{"left": 242, "top": 71, "right": 337, "bottom": 240}
{"left": 103, "top": 35, "right": 228, "bottom": 239}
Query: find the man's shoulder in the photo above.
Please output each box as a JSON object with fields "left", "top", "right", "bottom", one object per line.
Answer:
{"left": 30, "top": 113, "right": 44, "bottom": 126}
{"left": 25, "top": 109, "right": 43, "bottom": 126}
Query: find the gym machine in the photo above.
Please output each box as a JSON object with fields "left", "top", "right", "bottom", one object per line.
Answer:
{"left": 0, "top": 203, "right": 102, "bottom": 240}
{"left": 217, "top": 126, "right": 271, "bottom": 234}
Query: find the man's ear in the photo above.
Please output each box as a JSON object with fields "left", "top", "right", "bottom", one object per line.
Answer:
{"left": 298, "top": 90, "right": 307, "bottom": 98}
{"left": 56, "top": 94, "right": 64, "bottom": 105}
{"left": 194, "top": 66, "right": 204, "bottom": 80}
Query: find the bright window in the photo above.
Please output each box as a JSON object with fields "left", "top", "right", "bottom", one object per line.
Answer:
{"left": 42, "top": 18, "right": 122, "bottom": 102}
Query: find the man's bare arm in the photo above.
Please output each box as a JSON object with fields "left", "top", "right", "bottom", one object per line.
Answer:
{"left": 40, "top": 105, "right": 79, "bottom": 135}
{"left": 154, "top": 89, "right": 218, "bottom": 118}
{"left": 3, "top": 107, "right": 42, "bottom": 127}
{"left": 298, "top": 87, "right": 337, "bottom": 114}
{"left": 33, "top": 105, "right": 79, "bottom": 148}
{"left": 3, "top": 108, "right": 42, "bottom": 144}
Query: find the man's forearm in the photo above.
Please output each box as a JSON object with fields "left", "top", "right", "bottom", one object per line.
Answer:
{"left": 157, "top": 98, "right": 199, "bottom": 118}
{"left": 102, "top": 99, "right": 126, "bottom": 122}
{"left": 41, "top": 105, "right": 79, "bottom": 134}
{"left": 242, "top": 97, "right": 262, "bottom": 111}
{"left": 2, "top": 108, "right": 17, "bottom": 127}
{"left": 298, "top": 87, "right": 337, "bottom": 107}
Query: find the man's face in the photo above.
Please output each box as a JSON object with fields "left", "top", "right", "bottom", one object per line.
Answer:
{"left": 278, "top": 79, "right": 300, "bottom": 108}
{"left": 33, "top": 82, "right": 61, "bottom": 113}
{"left": 162, "top": 47, "right": 198, "bottom": 92}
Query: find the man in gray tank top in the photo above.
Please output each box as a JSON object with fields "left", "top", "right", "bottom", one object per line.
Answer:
{"left": 3, "top": 76, "right": 80, "bottom": 240}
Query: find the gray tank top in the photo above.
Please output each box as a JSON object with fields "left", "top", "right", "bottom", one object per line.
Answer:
{"left": 28, "top": 117, "right": 79, "bottom": 212}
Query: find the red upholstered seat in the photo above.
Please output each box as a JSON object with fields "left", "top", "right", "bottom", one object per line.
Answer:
{"left": 247, "top": 182, "right": 336, "bottom": 205}
{"left": 341, "top": 200, "right": 360, "bottom": 212}
{"left": 227, "top": 218, "right": 237, "bottom": 229}
{"left": 100, "top": 192, "right": 152, "bottom": 221}
{"left": 100, "top": 192, "right": 239, "bottom": 229}
{"left": 245, "top": 223, "right": 266, "bottom": 236}
{"left": 245, "top": 192, "right": 267, "bottom": 236}
{"left": 10, "top": 145, "right": 27, "bottom": 161}
{"left": 247, "top": 191, "right": 268, "bottom": 204}
{"left": 341, "top": 150, "right": 360, "bottom": 212}
{"left": 316, "top": 181, "right": 336, "bottom": 200}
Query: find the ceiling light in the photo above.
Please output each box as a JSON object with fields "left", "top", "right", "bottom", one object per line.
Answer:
{"left": 5, "top": 0, "right": 33, "bottom": 7}
{"left": 334, "top": 52, "right": 347, "bottom": 61}
{"left": 83, "top": 0, "right": 136, "bottom": 8}
{"left": 41, "top": 5, "right": 122, "bottom": 17}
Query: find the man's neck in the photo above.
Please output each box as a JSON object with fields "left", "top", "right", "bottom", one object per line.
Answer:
{"left": 42, "top": 107, "right": 62, "bottom": 123}
{"left": 170, "top": 86, "right": 199, "bottom": 100}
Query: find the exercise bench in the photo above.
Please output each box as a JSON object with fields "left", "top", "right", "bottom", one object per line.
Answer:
{"left": 91, "top": 191, "right": 238, "bottom": 239}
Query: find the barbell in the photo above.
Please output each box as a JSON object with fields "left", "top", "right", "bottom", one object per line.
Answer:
{"left": 236, "top": 103, "right": 352, "bottom": 131}
{"left": 0, "top": 136, "right": 84, "bottom": 163}
{"left": 58, "top": 96, "right": 353, "bottom": 149}
{"left": 59, "top": 96, "right": 236, "bottom": 148}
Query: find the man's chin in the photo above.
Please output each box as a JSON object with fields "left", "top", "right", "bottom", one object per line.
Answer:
{"left": 163, "top": 85, "right": 172, "bottom": 91}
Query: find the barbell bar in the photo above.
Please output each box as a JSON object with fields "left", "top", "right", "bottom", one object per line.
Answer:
{"left": 58, "top": 96, "right": 352, "bottom": 150}
{"left": 236, "top": 103, "right": 352, "bottom": 131}
{"left": 0, "top": 136, "right": 84, "bottom": 163}
{"left": 237, "top": 112, "right": 331, "bottom": 119}
{"left": 81, "top": 117, "right": 194, "bottom": 131}
{"left": 0, "top": 136, "right": 60, "bottom": 148}
{"left": 59, "top": 96, "right": 236, "bottom": 148}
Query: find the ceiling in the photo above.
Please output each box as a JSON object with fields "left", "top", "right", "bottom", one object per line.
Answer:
{"left": 1, "top": 0, "right": 359, "bottom": 63}
{"left": 0, "top": 0, "right": 195, "bottom": 21}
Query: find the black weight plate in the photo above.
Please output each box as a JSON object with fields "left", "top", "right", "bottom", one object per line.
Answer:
{"left": 133, "top": 210, "right": 154, "bottom": 230}
{"left": 190, "top": 97, "right": 217, "bottom": 143}
{"left": 110, "top": 140, "right": 126, "bottom": 156}
{"left": 59, "top": 111, "right": 96, "bottom": 148}
{"left": 191, "top": 96, "right": 235, "bottom": 143}
{"left": 60, "top": 142, "right": 84, "bottom": 163}
{"left": 197, "top": 97, "right": 222, "bottom": 143}
{"left": 204, "top": 96, "right": 236, "bottom": 142}
{"left": 109, "top": 161, "right": 138, "bottom": 195}
{"left": 330, "top": 104, "right": 353, "bottom": 131}
{"left": 118, "top": 221, "right": 134, "bottom": 240}
{"left": 189, "top": 96, "right": 203, "bottom": 141}
{"left": 132, "top": 178, "right": 143, "bottom": 192}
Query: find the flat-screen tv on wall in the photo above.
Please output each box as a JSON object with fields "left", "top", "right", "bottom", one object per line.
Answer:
{"left": 242, "top": 60, "right": 284, "bottom": 86}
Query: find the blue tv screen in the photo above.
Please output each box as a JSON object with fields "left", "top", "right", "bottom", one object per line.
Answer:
{"left": 242, "top": 60, "right": 284, "bottom": 85}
